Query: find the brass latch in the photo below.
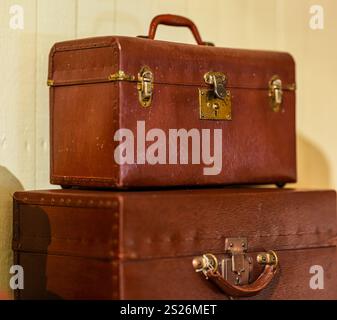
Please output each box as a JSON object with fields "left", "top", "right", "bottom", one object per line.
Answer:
{"left": 269, "top": 75, "right": 283, "bottom": 112}
{"left": 192, "top": 238, "right": 279, "bottom": 287}
{"left": 137, "top": 66, "right": 154, "bottom": 108}
{"left": 192, "top": 238, "right": 279, "bottom": 298}
{"left": 108, "top": 68, "right": 154, "bottom": 108}
{"left": 223, "top": 237, "right": 252, "bottom": 285}
{"left": 199, "top": 71, "right": 232, "bottom": 120}
{"left": 192, "top": 237, "right": 252, "bottom": 285}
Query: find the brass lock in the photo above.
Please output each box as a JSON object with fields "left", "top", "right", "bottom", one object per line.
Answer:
{"left": 199, "top": 71, "right": 232, "bottom": 120}
{"left": 269, "top": 75, "right": 283, "bottom": 112}
{"left": 137, "top": 66, "right": 154, "bottom": 108}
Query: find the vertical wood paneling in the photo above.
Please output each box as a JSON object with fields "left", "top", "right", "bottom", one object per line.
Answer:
{"left": 186, "top": 0, "right": 220, "bottom": 45}
{"left": 0, "top": 0, "right": 37, "bottom": 189}
{"left": 76, "top": 0, "right": 115, "bottom": 37}
{"left": 0, "top": 0, "right": 37, "bottom": 297}
{"left": 245, "top": 0, "right": 278, "bottom": 50}
{"left": 187, "top": 0, "right": 277, "bottom": 49}
{"left": 280, "top": 0, "right": 337, "bottom": 189}
{"left": 114, "top": 0, "right": 153, "bottom": 37}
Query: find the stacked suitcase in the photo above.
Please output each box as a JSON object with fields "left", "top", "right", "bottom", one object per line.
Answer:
{"left": 13, "top": 15, "right": 337, "bottom": 300}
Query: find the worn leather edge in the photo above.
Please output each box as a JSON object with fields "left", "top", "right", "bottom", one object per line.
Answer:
{"left": 49, "top": 176, "right": 298, "bottom": 189}
{"left": 49, "top": 38, "right": 122, "bottom": 188}
{"left": 13, "top": 188, "right": 336, "bottom": 206}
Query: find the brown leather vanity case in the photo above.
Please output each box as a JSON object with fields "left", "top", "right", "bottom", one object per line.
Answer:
{"left": 13, "top": 188, "right": 337, "bottom": 300}
{"left": 48, "top": 14, "right": 296, "bottom": 189}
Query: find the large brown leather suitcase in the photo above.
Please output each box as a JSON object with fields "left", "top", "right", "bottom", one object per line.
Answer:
{"left": 13, "top": 188, "right": 337, "bottom": 300}
{"left": 48, "top": 14, "right": 296, "bottom": 189}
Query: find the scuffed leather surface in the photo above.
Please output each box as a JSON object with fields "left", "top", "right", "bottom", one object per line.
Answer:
{"left": 13, "top": 188, "right": 337, "bottom": 299}
{"left": 49, "top": 36, "right": 296, "bottom": 188}
{"left": 14, "top": 248, "right": 337, "bottom": 300}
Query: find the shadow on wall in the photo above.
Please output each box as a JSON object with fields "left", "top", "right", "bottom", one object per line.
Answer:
{"left": 296, "top": 134, "right": 331, "bottom": 189}
{"left": 0, "top": 166, "right": 24, "bottom": 299}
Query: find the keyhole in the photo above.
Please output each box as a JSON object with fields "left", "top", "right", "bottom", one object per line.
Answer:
{"left": 213, "top": 103, "right": 220, "bottom": 116}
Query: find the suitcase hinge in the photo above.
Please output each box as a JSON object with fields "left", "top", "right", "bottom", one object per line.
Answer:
{"left": 108, "top": 70, "right": 136, "bottom": 82}
{"left": 199, "top": 72, "right": 232, "bottom": 120}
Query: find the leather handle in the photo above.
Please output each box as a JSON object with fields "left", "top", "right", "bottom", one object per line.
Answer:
{"left": 193, "top": 250, "right": 278, "bottom": 299}
{"left": 207, "top": 264, "right": 277, "bottom": 298}
{"left": 147, "top": 14, "right": 208, "bottom": 46}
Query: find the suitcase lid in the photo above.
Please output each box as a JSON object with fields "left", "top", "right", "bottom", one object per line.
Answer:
{"left": 13, "top": 188, "right": 337, "bottom": 261}
{"left": 48, "top": 35, "right": 296, "bottom": 91}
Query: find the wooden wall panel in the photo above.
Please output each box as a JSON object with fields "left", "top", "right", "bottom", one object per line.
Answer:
{"left": 0, "top": 0, "right": 37, "bottom": 297}
{"left": 76, "top": 0, "right": 115, "bottom": 38}
{"left": 278, "top": 0, "right": 337, "bottom": 189}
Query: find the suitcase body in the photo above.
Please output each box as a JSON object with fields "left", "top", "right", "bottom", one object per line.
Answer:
{"left": 13, "top": 188, "right": 337, "bottom": 300}
{"left": 48, "top": 15, "right": 296, "bottom": 189}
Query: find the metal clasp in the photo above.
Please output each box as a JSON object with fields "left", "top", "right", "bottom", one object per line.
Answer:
{"left": 137, "top": 66, "right": 153, "bottom": 108}
{"left": 269, "top": 76, "right": 283, "bottom": 112}
{"left": 223, "top": 238, "right": 252, "bottom": 285}
{"left": 199, "top": 71, "right": 232, "bottom": 120}
{"left": 192, "top": 238, "right": 252, "bottom": 286}
{"left": 192, "top": 239, "right": 279, "bottom": 290}
{"left": 204, "top": 72, "right": 227, "bottom": 99}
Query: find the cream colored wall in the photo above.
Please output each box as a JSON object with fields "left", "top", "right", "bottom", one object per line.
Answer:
{"left": 0, "top": 0, "right": 336, "bottom": 296}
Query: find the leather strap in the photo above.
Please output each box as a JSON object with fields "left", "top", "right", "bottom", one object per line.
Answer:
{"left": 207, "top": 265, "right": 277, "bottom": 298}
